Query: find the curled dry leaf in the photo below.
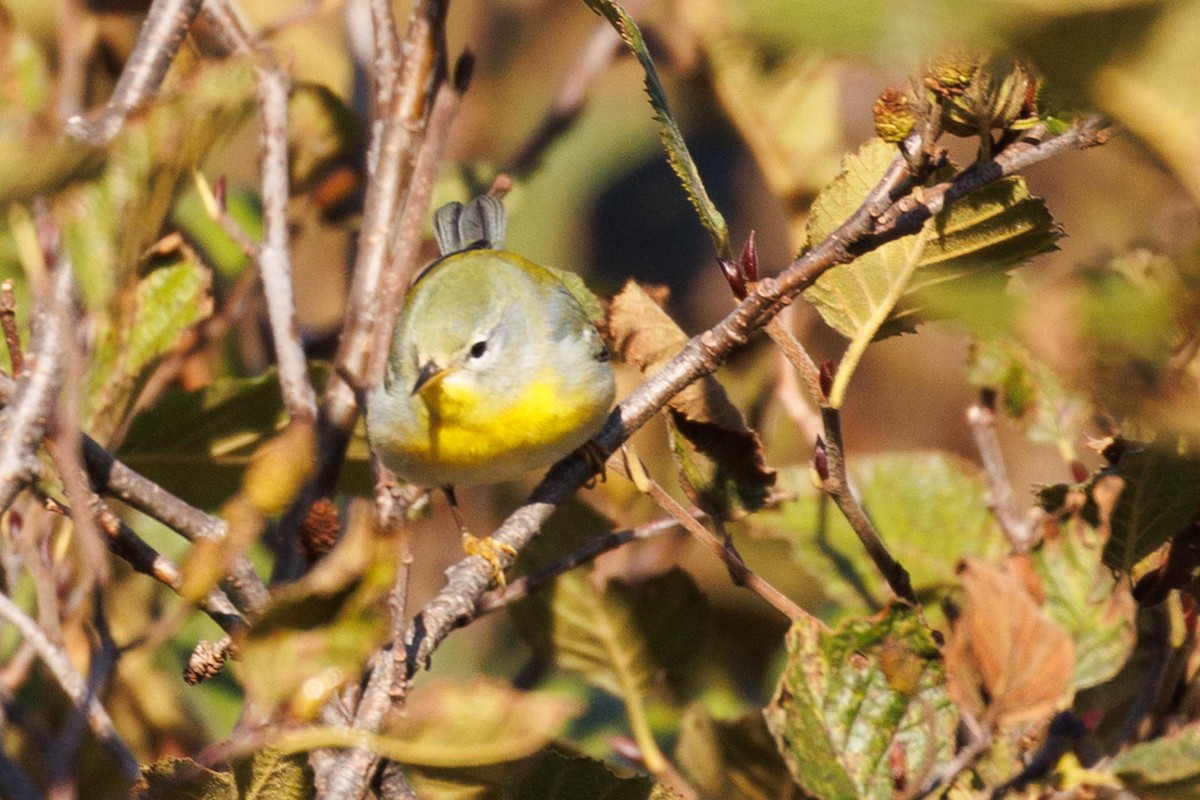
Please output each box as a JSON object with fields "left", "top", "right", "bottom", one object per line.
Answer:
{"left": 945, "top": 557, "right": 1075, "bottom": 727}
{"left": 608, "top": 280, "right": 775, "bottom": 519}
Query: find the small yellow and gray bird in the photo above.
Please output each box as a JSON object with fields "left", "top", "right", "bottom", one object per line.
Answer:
{"left": 366, "top": 196, "right": 616, "bottom": 584}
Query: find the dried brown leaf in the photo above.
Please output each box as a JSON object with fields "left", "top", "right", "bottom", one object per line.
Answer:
{"left": 945, "top": 557, "right": 1075, "bottom": 726}
{"left": 608, "top": 281, "right": 775, "bottom": 518}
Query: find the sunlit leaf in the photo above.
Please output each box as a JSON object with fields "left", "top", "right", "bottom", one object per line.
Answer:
{"left": 609, "top": 281, "right": 775, "bottom": 520}
{"left": 172, "top": 185, "right": 263, "bottom": 279}
{"left": 742, "top": 452, "right": 1003, "bottom": 618}
{"left": 384, "top": 679, "right": 581, "bottom": 768}
{"left": 764, "top": 606, "right": 955, "bottom": 800}
{"left": 582, "top": 0, "right": 730, "bottom": 258}
{"left": 945, "top": 558, "right": 1075, "bottom": 725}
{"left": 1103, "top": 443, "right": 1200, "bottom": 574}
{"left": 803, "top": 138, "right": 1060, "bottom": 342}
{"left": 231, "top": 749, "right": 314, "bottom": 800}
{"left": 1033, "top": 525, "right": 1135, "bottom": 691}
{"left": 676, "top": 705, "right": 801, "bottom": 800}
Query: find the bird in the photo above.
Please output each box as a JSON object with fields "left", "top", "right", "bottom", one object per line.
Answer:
{"left": 366, "top": 195, "right": 616, "bottom": 585}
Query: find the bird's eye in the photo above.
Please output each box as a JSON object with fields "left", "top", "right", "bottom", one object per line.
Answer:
{"left": 469, "top": 340, "right": 488, "bottom": 359}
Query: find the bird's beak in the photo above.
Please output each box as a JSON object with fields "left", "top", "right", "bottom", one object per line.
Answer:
{"left": 411, "top": 360, "right": 453, "bottom": 395}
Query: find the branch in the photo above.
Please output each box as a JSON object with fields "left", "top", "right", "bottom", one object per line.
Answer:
{"left": 64, "top": 0, "right": 204, "bottom": 144}
{"left": 0, "top": 261, "right": 72, "bottom": 514}
{"left": 816, "top": 405, "right": 916, "bottom": 603}
{"left": 967, "top": 390, "right": 1038, "bottom": 552}
{"left": 400, "top": 116, "right": 1112, "bottom": 673}
{"left": 0, "top": 591, "right": 141, "bottom": 782}
{"left": 254, "top": 61, "right": 319, "bottom": 423}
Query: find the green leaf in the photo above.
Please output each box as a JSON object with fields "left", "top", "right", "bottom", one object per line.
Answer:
{"left": 231, "top": 749, "right": 314, "bottom": 800}
{"left": 512, "top": 567, "right": 706, "bottom": 701}
{"left": 803, "top": 138, "right": 1061, "bottom": 342}
{"left": 85, "top": 257, "right": 213, "bottom": 438}
{"left": 1109, "top": 722, "right": 1200, "bottom": 799}
{"left": 675, "top": 705, "right": 801, "bottom": 800}
{"left": 172, "top": 185, "right": 263, "bottom": 280}
{"left": 1033, "top": 526, "right": 1135, "bottom": 691}
{"left": 742, "top": 452, "right": 1003, "bottom": 619}
{"left": 1102, "top": 443, "right": 1200, "bottom": 574}
{"left": 134, "top": 757, "right": 236, "bottom": 800}
{"left": 581, "top": 0, "right": 729, "bottom": 258}
{"left": 763, "top": 607, "right": 956, "bottom": 800}
{"left": 501, "top": 752, "right": 673, "bottom": 800}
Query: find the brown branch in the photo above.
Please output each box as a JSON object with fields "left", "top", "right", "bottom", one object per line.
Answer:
{"left": 0, "top": 591, "right": 141, "bottom": 782}
{"left": 0, "top": 262, "right": 72, "bottom": 515}
{"left": 817, "top": 405, "right": 916, "bottom": 603}
{"left": 398, "top": 116, "right": 1111, "bottom": 675}
{"left": 64, "top": 0, "right": 204, "bottom": 144}
{"left": 967, "top": 390, "right": 1037, "bottom": 553}
{"left": 0, "top": 281, "right": 24, "bottom": 376}
{"left": 254, "top": 61, "right": 319, "bottom": 423}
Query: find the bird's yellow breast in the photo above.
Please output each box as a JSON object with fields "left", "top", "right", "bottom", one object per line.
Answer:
{"left": 400, "top": 368, "right": 606, "bottom": 478}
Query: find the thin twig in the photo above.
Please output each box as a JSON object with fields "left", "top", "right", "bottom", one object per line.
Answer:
{"left": 912, "top": 717, "right": 991, "bottom": 799}
{"left": 0, "top": 261, "right": 72, "bottom": 515}
{"left": 398, "top": 117, "right": 1111, "bottom": 675}
{"left": 505, "top": 16, "right": 624, "bottom": 175}
{"left": 0, "top": 591, "right": 141, "bottom": 782}
{"left": 817, "top": 405, "right": 916, "bottom": 603}
{"left": 64, "top": 0, "right": 205, "bottom": 144}
{"left": 967, "top": 391, "right": 1037, "bottom": 552}
{"left": 0, "top": 279, "right": 24, "bottom": 374}
{"left": 254, "top": 61, "right": 319, "bottom": 423}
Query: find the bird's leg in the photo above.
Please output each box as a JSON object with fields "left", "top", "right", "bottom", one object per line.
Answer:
{"left": 443, "top": 486, "right": 516, "bottom": 587}
{"left": 577, "top": 440, "right": 608, "bottom": 489}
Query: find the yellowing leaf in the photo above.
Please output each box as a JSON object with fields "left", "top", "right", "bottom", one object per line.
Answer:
{"left": 1103, "top": 443, "right": 1200, "bottom": 575}
{"left": 803, "top": 138, "right": 1061, "bottom": 342}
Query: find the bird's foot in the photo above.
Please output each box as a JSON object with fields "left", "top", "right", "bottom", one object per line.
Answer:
{"left": 462, "top": 531, "right": 518, "bottom": 588}
{"left": 578, "top": 439, "right": 609, "bottom": 489}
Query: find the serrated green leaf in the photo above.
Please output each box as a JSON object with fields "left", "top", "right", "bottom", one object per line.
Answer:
{"left": 803, "top": 138, "right": 1060, "bottom": 343}
{"left": 1033, "top": 526, "right": 1135, "bottom": 691}
{"left": 512, "top": 568, "right": 705, "bottom": 701}
{"left": 501, "top": 752, "right": 671, "bottom": 800}
{"left": 134, "top": 757, "right": 236, "bottom": 800}
{"left": 1109, "top": 722, "right": 1200, "bottom": 798}
{"left": 742, "top": 452, "right": 1003, "bottom": 619}
{"left": 764, "top": 607, "right": 956, "bottom": 800}
{"left": 231, "top": 749, "right": 314, "bottom": 800}
{"left": 675, "top": 705, "right": 801, "bottom": 800}
{"left": 582, "top": 0, "right": 729, "bottom": 258}
{"left": 1102, "top": 444, "right": 1200, "bottom": 574}
{"left": 85, "top": 257, "right": 213, "bottom": 438}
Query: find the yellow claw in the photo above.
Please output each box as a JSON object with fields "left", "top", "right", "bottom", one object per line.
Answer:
{"left": 462, "top": 531, "right": 518, "bottom": 588}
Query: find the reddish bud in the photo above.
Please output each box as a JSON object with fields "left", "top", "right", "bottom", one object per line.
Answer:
{"left": 215, "top": 175, "right": 228, "bottom": 214}
{"left": 813, "top": 436, "right": 829, "bottom": 481}
{"left": 1069, "top": 459, "right": 1089, "bottom": 484}
{"left": 819, "top": 360, "right": 835, "bottom": 398}
{"left": 740, "top": 230, "right": 758, "bottom": 284}
{"left": 718, "top": 258, "right": 747, "bottom": 299}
